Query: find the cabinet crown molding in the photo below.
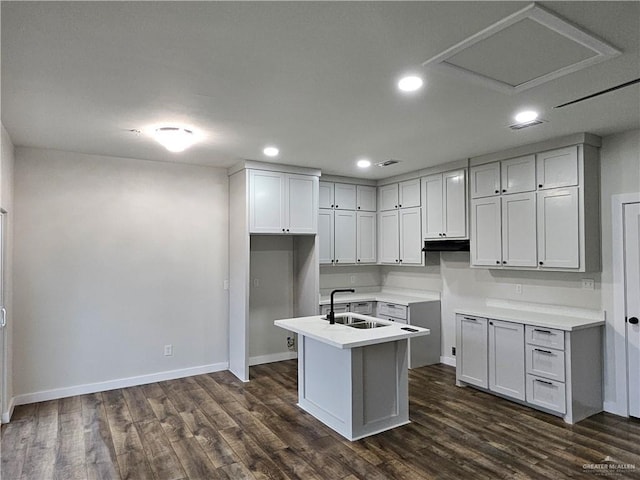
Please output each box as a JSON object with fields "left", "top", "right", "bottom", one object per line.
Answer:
{"left": 228, "top": 160, "right": 321, "bottom": 177}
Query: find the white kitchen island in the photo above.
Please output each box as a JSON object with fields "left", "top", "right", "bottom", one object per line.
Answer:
{"left": 274, "top": 313, "right": 429, "bottom": 441}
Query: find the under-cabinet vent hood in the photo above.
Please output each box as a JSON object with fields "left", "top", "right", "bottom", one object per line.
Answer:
{"left": 422, "top": 239, "right": 470, "bottom": 252}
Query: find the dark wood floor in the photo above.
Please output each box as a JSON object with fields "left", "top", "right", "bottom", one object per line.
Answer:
{"left": 2, "top": 362, "right": 640, "bottom": 480}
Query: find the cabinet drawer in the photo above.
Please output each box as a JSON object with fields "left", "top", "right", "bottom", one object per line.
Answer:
{"left": 526, "top": 344, "right": 565, "bottom": 382}
{"left": 526, "top": 374, "right": 566, "bottom": 414}
{"left": 377, "top": 303, "right": 407, "bottom": 320}
{"left": 525, "top": 325, "right": 565, "bottom": 350}
{"left": 350, "top": 301, "right": 373, "bottom": 315}
{"left": 319, "top": 303, "right": 350, "bottom": 315}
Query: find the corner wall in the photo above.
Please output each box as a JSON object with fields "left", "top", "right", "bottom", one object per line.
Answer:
{"left": 13, "top": 148, "right": 229, "bottom": 402}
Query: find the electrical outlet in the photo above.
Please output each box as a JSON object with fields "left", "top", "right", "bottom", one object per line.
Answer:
{"left": 287, "top": 336, "right": 296, "bottom": 351}
{"left": 164, "top": 344, "right": 173, "bottom": 356}
{"left": 451, "top": 346, "right": 456, "bottom": 356}
{"left": 516, "top": 284, "right": 523, "bottom": 295}
{"left": 253, "top": 278, "right": 260, "bottom": 287}
{"left": 582, "top": 278, "right": 595, "bottom": 290}
{"left": 223, "top": 280, "right": 229, "bottom": 290}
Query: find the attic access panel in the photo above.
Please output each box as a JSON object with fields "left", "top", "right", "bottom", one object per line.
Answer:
{"left": 422, "top": 3, "right": 620, "bottom": 94}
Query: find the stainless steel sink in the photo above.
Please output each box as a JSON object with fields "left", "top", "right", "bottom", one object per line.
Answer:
{"left": 325, "top": 313, "right": 390, "bottom": 329}
{"left": 348, "top": 321, "right": 388, "bottom": 329}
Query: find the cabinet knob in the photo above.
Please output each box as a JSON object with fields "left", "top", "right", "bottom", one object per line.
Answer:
{"left": 282, "top": 228, "right": 285, "bottom": 232}
{"left": 395, "top": 259, "right": 399, "bottom": 263}
{"left": 538, "top": 184, "right": 543, "bottom": 188}
{"left": 336, "top": 259, "right": 339, "bottom": 263}
{"left": 399, "top": 259, "right": 403, "bottom": 263}
{"left": 399, "top": 204, "right": 402, "bottom": 208}
{"left": 495, "top": 190, "right": 499, "bottom": 194}
{"left": 286, "top": 229, "right": 290, "bottom": 232}
{"left": 331, "top": 204, "right": 334, "bottom": 208}
{"left": 335, "top": 205, "right": 339, "bottom": 208}
{"left": 502, "top": 261, "right": 507, "bottom": 264}
{"left": 502, "top": 189, "right": 506, "bottom": 193}
{"left": 357, "top": 206, "right": 361, "bottom": 209}
{"left": 357, "top": 259, "right": 360, "bottom": 262}
{"left": 442, "top": 233, "right": 446, "bottom": 237}
{"left": 539, "top": 261, "right": 544, "bottom": 265}
{"left": 395, "top": 205, "right": 398, "bottom": 209}
{"left": 629, "top": 317, "right": 639, "bottom": 325}
{"left": 489, "top": 321, "right": 493, "bottom": 325}
{"left": 496, "top": 260, "right": 500, "bottom": 265}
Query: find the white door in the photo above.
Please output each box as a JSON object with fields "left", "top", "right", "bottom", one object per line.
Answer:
{"left": 625, "top": 202, "right": 640, "bottom": 418}
{"left": 536, "top": 146, "right": 578, "bottom": 190}
{"left": 457, "top": 315, "right": 488, "bottom": 388}
{"left": 537, "top": 187, "right": 579, "bottom": 269}
{"left": 470, "top": 162, "right": 500, "bottom": 199}
{"left": 501, "top": 155, "right": 536, "bottom": 194}
{"left": 443, "top": 169, "right": 467, "bottom": 238}
{"left": 356, "top": 211, "right": 376, "bottom": 264}
{"left": 399, "top": 179, "right": 421, "bottom": 209}
{"left": 502, "top": 192, "right": 537, "bottom": 267}
{"left": 471, "top": 197, "right": 502, "bottom": 267}
{"left": 422, "top": 174, "right": 443, "bottom": 239}
{"left": 356, "top": 185, "right": 376, "bottom": 212}
{"left": 378, "top": 184, "right": 399, "bottom": 211}
{"left": 318, "top": 209, "right": 334, "bottom": 264}
{"left": 249, "top": 170, "right": 284, "bottom": 233}
{"left": 319, "top": 182, "right": 334, "bottom": 209}
{"left": 489, "top": 320, "right": 525, "bottom": 400}
{"left": 334, "top": 183, "right": 356, "bottom": 210}
{"left": 399, "top": 207, "right": 422, "bottom": 265}
{"left": 0, "top": 212, "right": 5, "bottom": 418}
{"left": 334, "top": 210, "right": 356, "bottom": 264}
{"left": 287, "top": 174, "right": 317, "bottom": 234}
{"left": 378, "top": 211, "right": 399, "bottom": 264}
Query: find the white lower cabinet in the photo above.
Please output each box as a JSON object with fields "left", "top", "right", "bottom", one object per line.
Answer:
{"left": 456, "top": 313, "right": 603, "bottom": 424}
{"left": 488, "top": 320, "right": 525, "bottom": 401}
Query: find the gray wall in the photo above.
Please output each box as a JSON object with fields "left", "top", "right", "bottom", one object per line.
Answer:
{"left": 13, "top": 148, "right": 229, "bottom": 398}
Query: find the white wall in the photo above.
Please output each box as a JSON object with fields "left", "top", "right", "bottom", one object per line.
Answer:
{"left": 13, "top": 148, "right": 229, "bottom": 400}
{"left": 1, "top": 124, "right": 16, "bottom": 421}
{"left": 599, "top": 129, "right": 640, "bottom": 412}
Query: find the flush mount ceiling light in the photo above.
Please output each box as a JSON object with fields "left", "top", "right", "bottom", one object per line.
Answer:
{"left": 263, "top": 146, "right": 279, "bottom": 157}
{"left": 357, "top": 159, "right": 371, "bottom": 168}
{"left": 397, "top": 75, "right": 424, "bottom": 92}
{"left": 153, "top": 127, "right": 196, "bottom": 153}
{"left": 514, "top": 110, "right": 539, "bottom": 124}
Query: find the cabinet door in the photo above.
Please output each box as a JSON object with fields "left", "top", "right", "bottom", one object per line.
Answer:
{"left": 356, "top": 211, "right": 377, "bottom": 264}
{"left": 249, "top": 170, "right": 285, "bottom": 233}
{"left": 457, "top": 315, "right": 488, "bottom": 388}
{"left": 379, "top": 184, "right": 399, "bottom": 211}
{"left": 422, "top": 174, "right": 443, "bottom": 239}
{"left": 470, "top": 162, "right": 500, "bottom": 199}
{"left": 399, "top": 179, "right": 421, "bottom": 208}
{"left": 501, "top": 155, "right": 536, "bottom": 194}
{"left": 334, "top": 210, "right": 356, "bottom": 264}
{"left": 399, "top": 207, "right": 422, "bottom": 265}
{"left": 471, "top": 197, "right": 502, "bottom": 266}
{"left": 536, "top": 146, "right": 578, "bottom": 190}
{"left": 501, "top": 192, "right": 537, "bottom": 267}
{"left": 334, "top": 183, "right": 357, "bottom": 210}
{"left": 489, "top": 320, "right": 525, "bottom": 400}
{"left": 356, "top": 185, "right": 377, "bottom": 211}
{"left": 286, "top": 174, "right": 318, "bottom": 234}
{"left": 443, "top": 169, "right": 467, "bottom": 238}
{"left": 537, "top": 187, "right": 579, "bottom": 269}
{"left": 378, "top": 210, "right": 399, "bottom": 264}
{"left": 319, "top": 182, "right": 334, "bottom": 209}
{"left": 318, "top": 209, "right": 334, "bottom": 264}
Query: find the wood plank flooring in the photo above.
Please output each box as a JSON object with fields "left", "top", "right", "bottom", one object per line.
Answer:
{"left": 2, "top": 362, "right": 640, "bottom": 479}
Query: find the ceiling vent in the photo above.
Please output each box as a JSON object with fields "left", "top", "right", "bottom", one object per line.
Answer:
{"left": 376, "top": 160, "right": 400, "bottom": 167}
{"left": 422, "top": 3, "right": 620, "bottom": 94}
{"left": 509, "top": 119, "right": 546, "bottom": 130}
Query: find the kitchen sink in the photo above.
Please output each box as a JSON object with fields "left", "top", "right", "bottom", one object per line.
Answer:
{"left": 348, "top": 320, "right": 388, "bottom": 329}
{"left": 325, "top": 313, "right": 390, "bottom": 329}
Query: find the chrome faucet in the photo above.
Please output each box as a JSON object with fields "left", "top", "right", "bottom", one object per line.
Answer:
{"left": 327, "top": 289, "right": 355, "bottom": 324}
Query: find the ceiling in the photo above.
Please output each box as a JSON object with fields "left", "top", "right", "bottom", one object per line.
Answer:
{"left": 2, "top": 1, "right": 639, "bottom": 179}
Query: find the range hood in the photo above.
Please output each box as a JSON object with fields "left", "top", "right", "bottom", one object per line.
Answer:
{"left": 422, "top": 239, "right": 470, "bottom": 252}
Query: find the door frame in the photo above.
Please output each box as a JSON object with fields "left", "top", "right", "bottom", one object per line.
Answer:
{"left": 611, "top": 193, "right": 640, "bottom": 417}
{"left": 0, "top": 209, "right": 7, "bottom": 423}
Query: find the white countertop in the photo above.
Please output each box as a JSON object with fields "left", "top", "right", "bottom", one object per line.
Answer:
{"left": 274, "top": 313, "right": 430, "bottom": 349}
{"left": 455, "top": 306, "right": 604, "bottom": 331}
{"left": 319, "top": 289, "right": 440, "bottom": 306}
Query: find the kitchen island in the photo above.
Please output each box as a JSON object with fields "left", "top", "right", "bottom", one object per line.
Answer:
{"left": 274, "top": 313, "right": 429, "bottom": 441}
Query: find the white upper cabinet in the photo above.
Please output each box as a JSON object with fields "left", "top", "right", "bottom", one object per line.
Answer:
{"left": 356, "top": 211, "right": 377, "bottom": 264}
{"left": 470, "top": 162, "right": 500, "bottom": 199}
{"left": 399, "top": 179, "right": 421, "bottom": 209}
{"left": 501, "top": 192, "right": 537, "bottom": 267}
{"left": 249, "top": 170, "right": 318, "bottom": 234}
{"left": 471, "top": 196, "right": 502, "bottom": 267}
{"left": 334, "top": 210, "right": 357, "bottom": 264}
{"left": 378, "top": 184, "right": 399, "bottom": 211}
{"left": 378, "top": 210, "right": 400, "bottom": 264}
{"left": 399, "top": 207, "right": 423, "bottom": 265}
{"left": 501, "top": 155, "right": 536, "bottom": 194}
{"left": 334, "top": 183, "right": 357, "bottom": 210}
{"left": 537, "top": 187, "right": 579, "bottom": 269}
{"left": 423, "top": 169, "right": 467, "bottom": 239}
{"left": 356, "top": 185, "right": 377, "bottom": 211}
{"left": 536, "top": 146, "right": 578, "bottom": 190}
{"left": 318, "top": 209, "right": 335, "bottom": 264}
{"left": 319, "top": 181, "right": 334, "bottom": 209}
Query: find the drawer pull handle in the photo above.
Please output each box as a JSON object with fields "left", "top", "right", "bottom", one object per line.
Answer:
{"left": 533, "top": 329, "right": 552, "bottom": 334}
{"left": 535, "top": 379, "right": 553, "bottom": 386}
{"left": 463, "top": 317, "right": 478, "bottom": 322}
{"left": 534, "top": 348, "right": 553, "bottom": 354}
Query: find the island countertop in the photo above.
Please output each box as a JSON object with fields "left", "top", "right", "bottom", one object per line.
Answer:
{"left": 274, "top": 313, "right": 430, "bottom": 349}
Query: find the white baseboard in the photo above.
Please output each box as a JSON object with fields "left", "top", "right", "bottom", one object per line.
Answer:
{"left": 440, "top": 355, "right": 456, "bottom": 367}
{"left": 249, "top": 351, "right": 297, "bottom": 366}
{"left": 11, "top": 362, "right": 229, "bottom": 407}
{"left": 1, "top": 397, "right": 15, "bottom": 424}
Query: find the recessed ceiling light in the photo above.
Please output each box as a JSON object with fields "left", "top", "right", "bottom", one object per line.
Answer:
{"left": 263, "top": 146, "right": 279, "bottom": 157}
{"left": 153, "top": 127, "right": 196, "bottom": 153}
{"left": 398, "top": 75, "right": 424, "bottom": 92}
{"left": 357, "top": 159, "right": 371, "bottom": 168}
{"left": 514, "top": 110, "right": 539, "bottom": 124}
